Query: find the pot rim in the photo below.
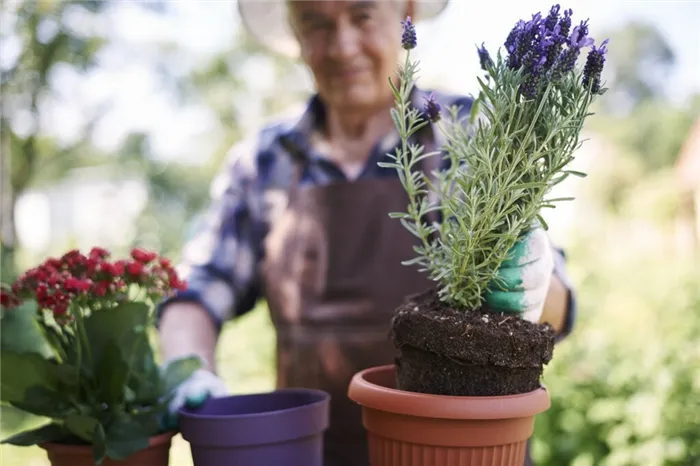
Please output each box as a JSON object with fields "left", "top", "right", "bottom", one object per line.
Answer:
{"left": 39, "top": 430, "right": 175, "bottom": 454}
{"left": 348, "top": 364, "right": 550, "bottom": 420}
{"left": 178, "top": 387, "right": 330, "bottom": 421}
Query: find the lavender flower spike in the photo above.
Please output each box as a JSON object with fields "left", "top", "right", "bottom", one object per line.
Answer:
{"left": 582, "top": 39, "right": 609, "bottom": 93}
{"left": 401, "top": 16, "right": 417, "bottom": 50}
{"left": 423, "top": 92, "right": 441, "bottom": 122}
{"left": 544, "top": 4, "right": 560, "bottom": 31}
{"left": 570, "top": 20, "right": 594, "bottom": 48}
{"left": 477, "top": 42, "right": 494, "bottom": 71}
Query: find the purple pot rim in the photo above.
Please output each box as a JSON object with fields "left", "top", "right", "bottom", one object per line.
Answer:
{"left": 178, "top": 387, "right": 330, "bottom": 421}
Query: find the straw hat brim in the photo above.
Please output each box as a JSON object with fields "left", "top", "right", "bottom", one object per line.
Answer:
{"left": 237, "top": 0, "right": 449, "bottom": 57}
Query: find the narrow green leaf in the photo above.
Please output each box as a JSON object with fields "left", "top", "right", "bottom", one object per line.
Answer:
{"left": 390, "top": 108, "right": 402, "bottom": 133}
{"left": 564, "top": 170, "right": 587, "bottom": 178}
{"left": 469, "top": 98, "right": 481, "bottom": 125}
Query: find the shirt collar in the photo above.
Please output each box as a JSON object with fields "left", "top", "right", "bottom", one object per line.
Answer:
{"left": 279, "top": 86, "right": 444, "bottom": 160}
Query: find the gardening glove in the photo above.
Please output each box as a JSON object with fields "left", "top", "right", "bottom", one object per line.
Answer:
{"left": 161, "top": 368, "right": 228, "bottom": 430}
{"left": 484, "top": 227, "right": 554, "bottom": 323}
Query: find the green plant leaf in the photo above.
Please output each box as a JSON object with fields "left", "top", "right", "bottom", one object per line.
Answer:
{"left": 0, "top": 350, "right": 60, "bottom": 403}
{"left": 104, "top": 417, "right": 151, "bottom": 460}
{"left": 0, "top": 422, "right": 67, "bottom": 446}
{"left": 82, "top": 302, "right": 150, "bottom": 368}
{"left": 92, "top": 423, "right": 107, "bottom": 465}
{"left": 0, "top": 300, "right": 52, "bottom": 357}
{"left": 96, "top": 341, "right": 129, "bottom": 405}
{"left": 10, "top": 386, "right": 73, "bottom": 418}
{"left": 65, "top": 414, "right": 99, "bottom": 443}
{"left": 161, "top": 355, "right": 202, "bottom": 395}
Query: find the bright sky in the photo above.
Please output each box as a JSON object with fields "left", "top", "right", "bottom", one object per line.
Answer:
{"left": 26, "top": 0, "right": 700, "bottom": 164}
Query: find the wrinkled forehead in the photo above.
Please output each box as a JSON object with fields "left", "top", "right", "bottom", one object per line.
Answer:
{"left": 286, "top": 0, "right": 406, "bottom": 24}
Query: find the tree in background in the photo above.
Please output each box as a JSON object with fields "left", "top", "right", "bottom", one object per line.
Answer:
{"left": 0, "top": 0, "right": 172, "bottom": 280}
{"left": 0, "top": 1, "right": 307, "bottom": 279}
{"left": 582, "top": 20, "right": 700, "bottom": 216}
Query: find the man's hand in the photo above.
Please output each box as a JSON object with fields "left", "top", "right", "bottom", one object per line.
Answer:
{"left": 161, "top": 368, "right": 228, "bottom": 430}
{"left": 484, "top": 227, "right": 554, "bottom": 323}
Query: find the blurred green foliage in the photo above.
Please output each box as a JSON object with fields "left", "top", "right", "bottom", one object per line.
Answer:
{"left": 532, "top": 243, "right": 700, "bottom": 466}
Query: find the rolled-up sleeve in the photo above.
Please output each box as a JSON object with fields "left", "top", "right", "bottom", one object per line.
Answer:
{"left": 158, "top": 139, "right": 263, "bottom": 331}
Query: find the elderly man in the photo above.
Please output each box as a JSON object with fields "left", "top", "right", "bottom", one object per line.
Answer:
{"left": 158, "top": 1, "right": 576, "bottom": 465}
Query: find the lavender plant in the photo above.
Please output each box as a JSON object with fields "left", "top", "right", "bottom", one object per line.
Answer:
{"left": 384, "top": 7, "right": 608, "bottom": 311}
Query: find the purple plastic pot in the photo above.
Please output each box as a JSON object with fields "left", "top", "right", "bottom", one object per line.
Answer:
{"left": 178, "top": 388, "right": 330, "bottom": 466}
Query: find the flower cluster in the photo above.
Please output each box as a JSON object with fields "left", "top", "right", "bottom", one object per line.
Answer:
{"left": 1, "top": 247, "right": 186, "bottom": 323}
{"left": 0, "top": 246, "right": 199, "bottom": 464}
{"left": 480, "top": 4, "right": 608, "bottom": 98}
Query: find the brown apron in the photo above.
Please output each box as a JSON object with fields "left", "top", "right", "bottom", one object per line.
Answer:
{"left": 261, "top": 136, "right": 437, "bottom": 466}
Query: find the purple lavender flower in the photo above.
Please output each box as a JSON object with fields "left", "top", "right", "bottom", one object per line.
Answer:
{"left": 401, "top": 16, "right": 416, "bottom": 50}
{"left": 551, "top": 45, "right": 580, "bottom": 79}
{"left": 505, "top": 19, "right": 525, "bottom": 54}
{"left": 503, "top": 5, "right": 604, "bottom": 97}
{"left": 544, "top": 4, "right": 560, "bottom": 31}
{"left": 477, "top": 42, "right": 494, "bottom": 71}
{"left": 558, "top": 8, "right": 573, "bottom": 37}
{"left": 570, "top": 20, "right": 594, "bottom": 48}
{"left": 582, "top": 39, "right": 608, "bottom": 93}
{"left": 545, "top": 24, "right": 566, "bottom": 68}
{"left": 550, "top": 16, "right": 594, "bottom": 81}
{"left": 509, "top": 13, "right": 544, "bottom": 69}
{"left": 423, "top": 92, "right": 441, "bottom": 122}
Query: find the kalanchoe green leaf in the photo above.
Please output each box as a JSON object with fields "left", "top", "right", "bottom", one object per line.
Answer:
{"left": 0, "top": 422, "right": 66, "bottom": 446}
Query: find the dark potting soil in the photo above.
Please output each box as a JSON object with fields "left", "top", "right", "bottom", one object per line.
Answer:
{"left": 389, "top": 288, "right": 556, "bottom": 396}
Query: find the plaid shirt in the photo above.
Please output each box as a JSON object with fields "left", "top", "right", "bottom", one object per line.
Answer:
{"left": 159, "top": 88, "right": 577, "bottom": 339}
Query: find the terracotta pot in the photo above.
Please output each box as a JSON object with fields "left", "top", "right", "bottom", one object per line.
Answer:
{"left": 348, "top": 365, "right": 550, "bottom": 466}
{"left": 40, "top": 431, "right": 175, "bottom": 466}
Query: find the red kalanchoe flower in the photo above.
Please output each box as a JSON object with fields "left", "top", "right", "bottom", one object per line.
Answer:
{"left": 89, "top": 247, "right": 110, "bottom": 259}
{"left": 3, "top": 246, "right": 183, "bottom": 322}
{"left": 131, "top": 248, "right": 157, "bottom": 264}
{"left": 1, "top": 289, "right": 21, "bottom": 308}
{"left": 126, "top": 261, "right": 145, "bottom": 276}
{"left": 65, "top": 277, "right": 93, "bottom": 293}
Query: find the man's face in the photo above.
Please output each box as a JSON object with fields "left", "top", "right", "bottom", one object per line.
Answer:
{"left": 288, "top": 1, "right": 410, "bottom": 112}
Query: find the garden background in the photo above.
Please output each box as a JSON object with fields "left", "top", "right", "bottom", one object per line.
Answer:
{"left": 1, "top": 1, "right": 699, "bottom": 465}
